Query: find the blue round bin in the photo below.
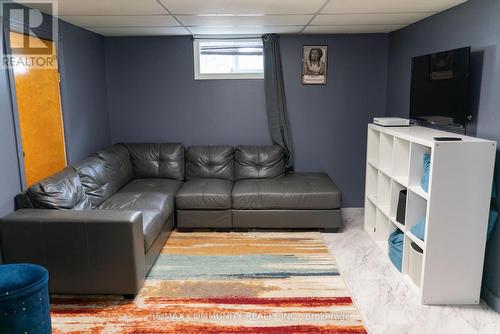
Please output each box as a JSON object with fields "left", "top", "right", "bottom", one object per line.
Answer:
{"left": 0, "top": 264, "right": 51, "bottom": 334}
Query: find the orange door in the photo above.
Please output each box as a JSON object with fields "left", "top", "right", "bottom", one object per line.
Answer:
{"left": 10, "top": 31, "right": 67, "bottom": 187}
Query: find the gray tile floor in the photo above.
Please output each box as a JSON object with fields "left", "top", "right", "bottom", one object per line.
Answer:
{"left": 322, "top": 208, "right": 500, "bottom": 334}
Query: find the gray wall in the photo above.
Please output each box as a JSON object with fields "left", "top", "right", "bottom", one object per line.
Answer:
{"left": 280, "top": 34, "right": 388, "bottom": 207}
{"left": 386, "top": 0, "right": 500, "bottom": 312}
{"left": 386, "top": 0, "right": 499, "bottom": 141}
{"left": 58, "top": 21, "right": 111, "bottom": 163}
{"left": 104, "top": 36, "right": 270, "bottom": 146}
{"left": 104, "top": 34, "right": 389, "bottom": 206}
{"left": 0, "top": 55, "right": 22, "bottom": 217}
{"left": 0, "top": 19, "right": 111, "bottom": 217}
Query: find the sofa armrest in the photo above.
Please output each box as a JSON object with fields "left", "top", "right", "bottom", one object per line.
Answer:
{"left": 0, "top": 209, "right": 145, "bottom": 296}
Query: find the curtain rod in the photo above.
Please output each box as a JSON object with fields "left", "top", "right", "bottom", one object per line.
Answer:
{"left": 192, "top": 35, "right": 263, "bottom": 40}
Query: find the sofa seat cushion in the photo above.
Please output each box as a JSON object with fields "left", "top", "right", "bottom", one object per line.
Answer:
{"left": 175, "top": 179, "right": 232, "bottom": 210}
{"left": 120, "top": 178, "right": 183, "bottom": 197}
{"left": 98, "top": 191, "right": 172, "bottom": 251}
{"left": 232, "top": 173, "right": 341, "bottom": 210}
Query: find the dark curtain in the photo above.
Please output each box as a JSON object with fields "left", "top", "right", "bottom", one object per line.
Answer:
{"left": 262, "top": 34, "right": 294, "bottom": 171}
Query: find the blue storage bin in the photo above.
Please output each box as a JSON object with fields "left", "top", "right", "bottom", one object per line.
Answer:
{"left": 388, "top": 230, "right": 404, "bottom": 271}
{"left": 420, "top": 153, "right": 431, "bottom": 193}
{"left": 411, "top": 218, "right": 426, "bottom": 241}
{"left": 0, "top": 264, "right": 51, "bottom": 334}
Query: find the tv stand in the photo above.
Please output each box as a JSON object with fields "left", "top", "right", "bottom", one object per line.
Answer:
{"left": 364, "top": 124, "right": 495, "bottom": 304}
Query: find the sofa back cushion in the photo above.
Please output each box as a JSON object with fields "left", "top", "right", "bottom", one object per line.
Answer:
{"left": 235, "top": 145, "right": 285, "bottom": 180}
{"left": 73, "top": 156, "right": 119, "bottom": 208}
{"left": 94, "top": 144, "right": 134, "bottom": 186}
{"left": 186, "top": 146, "right": 234, "bottom": 181}
{"left": 126, "top": 143, "right": 185, "bottom": 180}
{"left": 27, "top": 168, "right": 92, "bottom": 210}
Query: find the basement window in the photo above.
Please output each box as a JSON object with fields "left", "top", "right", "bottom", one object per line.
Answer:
{"left": 193, "top": 38, "right": 264, "bottom": 80}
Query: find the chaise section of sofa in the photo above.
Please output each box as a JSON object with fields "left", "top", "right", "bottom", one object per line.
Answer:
{"left": 232, "top": 172, "right": 342, "bottom": 230}
{"left": 231, "top": 146, "right": 342, "bottom": 230}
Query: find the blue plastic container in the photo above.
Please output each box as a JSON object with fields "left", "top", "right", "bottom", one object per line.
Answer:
{"left": 388, "top": 230, "right": 404, "bottom": 271}
{"left": 420, "top": 153, "right": 431, "bottom": 192}
{"left": 0, "top": 264, "right": 51, "bottom": 334}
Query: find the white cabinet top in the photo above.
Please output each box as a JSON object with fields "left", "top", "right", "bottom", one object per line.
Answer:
{"left": 368, "top": 124, "right": 495, "bottom": 147}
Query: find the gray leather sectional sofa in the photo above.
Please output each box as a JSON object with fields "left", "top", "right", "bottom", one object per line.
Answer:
{"left": 0, "top": 143, "right": 341, "bottom": 296}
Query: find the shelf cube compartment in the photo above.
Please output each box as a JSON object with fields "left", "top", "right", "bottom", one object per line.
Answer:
{"left": 365, "top": 163, "right": 378, "bottom": 198}
{"left": 403, "top": 236, "right": 424, "bottom": 288}
{"left": 367, "top": 128, "right": 380, "bottom": 168}
{"left": 379, "top": 133, "right": 394, "bottom": 175}
{"left": 375, "top": 209, "right": 389, "bottom": 241}
{"left": 388, "top": 227, "right": 404, "bottom": 271}
{"left": 405, "top": 189, "right": 428, "bottom": 240}
{"left": 376, "top": 172, "right": 391, "bottom": 211}
{"left": 392, "top": 137, "right": 410, "bottom": 184}
{"left": 365, "top": 199, "right": 376, "bottom": 235}
{"left": 409, "top": 142, "right": 431, "bottom": 195}
{"left": 387, "top": 218, "right": 399, "bottom": 235}
{"left": 390, "top": 180, "right": 407, "bottom": 226}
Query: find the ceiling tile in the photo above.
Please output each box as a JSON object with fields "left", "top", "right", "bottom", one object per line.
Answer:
{"left": 26, "top": 0, "right": 469, "bottom": 36}
{"left": 321, "top": 0, "right": 467, "bottom": 14}
{"left": 86, "top": 26, "right": 190, "bottom": 36}
{"left": 188, "top": 26, "right": 304, "bottom": 35}
{"left": 303, "top": 24, "right": 405, "bottom": 34}
{"left": 160, "top": 0, "right": 327, "bottom": 15}
{"left": 177, "top": 15, "right": 313, "bottom": 26}
{"left": 55, "top": 0, "right": 168, "bottom": 16}
{"left": 311, "top": 12, "right": 432, "bottom": 26}
{"left": 60, "top": 15, "right": 179, "bottom": 27}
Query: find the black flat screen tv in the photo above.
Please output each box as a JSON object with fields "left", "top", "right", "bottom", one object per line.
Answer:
{"left": 409, "top": 46, "right": 471, "bottom": 129}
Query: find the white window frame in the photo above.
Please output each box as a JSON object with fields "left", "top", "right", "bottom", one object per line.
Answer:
{"left": 193, "top": 38, "right": 264, "bottom": 80}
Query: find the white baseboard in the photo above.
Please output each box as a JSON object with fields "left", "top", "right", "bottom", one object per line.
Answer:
{"left": 341, "top": 207, "right": 363, "bottom": 217}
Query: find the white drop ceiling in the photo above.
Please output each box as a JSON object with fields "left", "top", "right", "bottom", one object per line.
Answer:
{"left": 31, "top": 0, "right": 468, "bottom": 36}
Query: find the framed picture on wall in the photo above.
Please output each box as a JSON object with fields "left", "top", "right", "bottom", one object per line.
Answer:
{"left": 302, "top": 45, "right": 328, "bottom": 85}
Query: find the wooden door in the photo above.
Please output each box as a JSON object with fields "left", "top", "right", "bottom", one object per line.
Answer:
{"left": 10, "top": 31, "right": 67, "bottom": 187}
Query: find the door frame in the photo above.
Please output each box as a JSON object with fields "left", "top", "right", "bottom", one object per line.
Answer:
{"left": 3, "top": 13, "right": 69, "bottom": 190}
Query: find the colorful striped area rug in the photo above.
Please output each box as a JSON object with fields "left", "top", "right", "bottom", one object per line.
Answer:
{"left": 51, "top": 232, "right": 366, "bottom": 333}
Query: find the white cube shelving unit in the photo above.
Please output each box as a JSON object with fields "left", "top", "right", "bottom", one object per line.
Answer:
{"left": 364, "top": 124, "right": 496, "bottom": 305}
